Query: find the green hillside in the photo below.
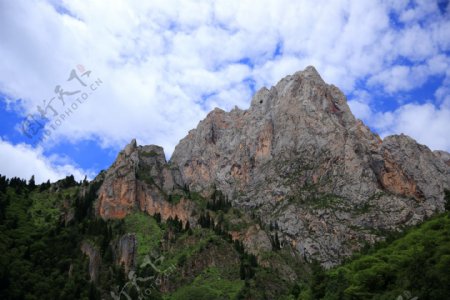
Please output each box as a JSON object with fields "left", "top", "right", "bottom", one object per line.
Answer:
{"left": 0, "top": 175, "right": 449, "bottom": 299}
{"left": 300, "top": 209, "right": 450, "bottom": 299}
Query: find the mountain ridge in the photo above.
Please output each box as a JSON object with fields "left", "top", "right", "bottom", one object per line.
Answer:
{"left": 96, "top": 66, "right": 450, "bottom": 267}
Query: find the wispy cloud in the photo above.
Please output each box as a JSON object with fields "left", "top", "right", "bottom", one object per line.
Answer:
{"left": 0, "top": 0, "right": 449, "bottom": 181}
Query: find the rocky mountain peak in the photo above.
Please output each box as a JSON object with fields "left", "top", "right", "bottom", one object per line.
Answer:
{"left": 123, "top": 138, "right": 137, "bottom": 155}
{"left": 98, "top": 66, "right": 450, "bottom": 266}
{"left": 169, "top": 66, "right": 449, "bottom": 266}
{"left": 290, "top": 65, "right": 326, "bottom": 87}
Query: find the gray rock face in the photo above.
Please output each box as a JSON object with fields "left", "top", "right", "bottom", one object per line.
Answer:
{"left": 116, "top": 233, "right": 137, "bottom": 273}
{"left": 81, "top": 241, "right": 101, "bottom": 282}
{"left": 170, "top": 66, "right": 450, "bottom": 266}
{"left": 381, "top": 135, "right": 450, "bottom": 210}
{"left": 434, "top": 150, "right": 450, "bottom": 166}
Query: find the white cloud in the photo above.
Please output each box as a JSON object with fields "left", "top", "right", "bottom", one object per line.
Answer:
{"left": 348, "top": 100, "right": 372, "bottom": 121}
{"left": 0, "top": 139, "right": 93, "bottom": 183}
{"left": 0, "top": 0, "right": 449, "bottom": 168}
{"left": 372, "top": 102, "right": 450, "bottom": 152}
{"left": 350, "top": 100, "right": 450, "bottom": 153}
{"left": 348, "top": 86, "right": 450, "bottom": 152}
{"left": 398, "top": 0, "right": 439, "bottom": 23}
{"left": 368, "top": 55, "right": 450, "bottom": 93}
{"left": 368, "top": 65, "right": 423, "bottom": 93}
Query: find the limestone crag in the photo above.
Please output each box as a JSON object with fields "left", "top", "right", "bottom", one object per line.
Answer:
{"left": 170, "top": 66, "right": 450, "bottom": 266}
{"left": 95, "top": 139, "right": 196, "bottom": 225}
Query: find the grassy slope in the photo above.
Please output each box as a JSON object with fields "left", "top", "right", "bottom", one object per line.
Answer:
{"left": 299, "top": 212, "right": 450, "bottom": 300}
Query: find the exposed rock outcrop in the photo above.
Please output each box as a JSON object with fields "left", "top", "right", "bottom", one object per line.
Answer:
{"left": 434, "top": 150, "right": 450, "bottom": 166}
{"left": 170, "top": 66, "right": 450, "bottom": 266}
{"left": 81, "top": 241, "right": 101, "bottom": 283}
{"left": 96, "top": 66, "right": 450, "bottom": 267}
{"left": 95, "top": 140, "right": 197, "bottom": 225}
{"left": 115, "top": 233, "right": 137, "bottom": 273}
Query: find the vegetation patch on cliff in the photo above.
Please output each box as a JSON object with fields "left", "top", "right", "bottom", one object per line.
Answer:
{"left": 124, "top": 211, "right": 163, "bottom": 263}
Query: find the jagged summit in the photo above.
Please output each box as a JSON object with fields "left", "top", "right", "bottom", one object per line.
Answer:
{"left": 295, "top": 65, "right": 325, "bottom": 82}
{"left": 97, "top": 66, "right": 450, "bottom": 266}
{"left": 250, "top": 65, "right": 337, "bottom": 107}
{"left": 95, "top": 138, "right": 188, "bottom": 220}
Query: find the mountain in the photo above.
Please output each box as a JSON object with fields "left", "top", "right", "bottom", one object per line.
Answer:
{"left": 97, "top": 66, "right": 450, "bottom": 267}
{"left": 1, "top": 66, "right": 449, "bottom": 299}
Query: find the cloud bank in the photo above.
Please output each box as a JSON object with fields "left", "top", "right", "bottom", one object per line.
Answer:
{"left": 0, "top": 138, "right": 93, "bottom": 183}
{"left": 0, "top": 0, "right": 449, "bottom": 181}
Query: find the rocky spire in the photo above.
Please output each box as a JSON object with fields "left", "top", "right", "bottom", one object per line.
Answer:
{"left": 94, "top": 140, "right": 193, "bottom": 224}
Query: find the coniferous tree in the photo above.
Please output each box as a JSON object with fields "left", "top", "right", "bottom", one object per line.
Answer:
{"left": 445, "top": 189, "right": 450, "bottom": 211}
{"left": 39, "top": 179, "right": 51, "bottom": 192}
{"left": 249, "top": 254, "right": 258, "bottom": 268}
{"left": 28, "top": 175, "right": 36, "bottom": 190}
{"left": 88, "top": 282, "right": 100, "bottom": 300}
{"left": 61, "top": 175, "right": 77, "bottom": 188}
{"left": 9, "top": 177, "right": 26, "bottom": 193}
{"left": 154, "top": 213, "right": 162, "bottom": 223}
{"left": 240, "top": 262, "right": 246, "bottom": 280}
{"left": 0, "top": 174, "right": 7, "bottom": 193}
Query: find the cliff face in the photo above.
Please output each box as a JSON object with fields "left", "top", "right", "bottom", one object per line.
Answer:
{"left": 434, "top": 150, "right": 450, "bottom": 166}
{"left": 81, "top": 241, "right": 101, "bottom": 283}
{"left": 95, "top": 140, "right": 196, "bottom": 225}
{"left": 115, "top": 233, "right": 137, "bottom": 273}
{"left": 170, "top": 66, "right": 450, "bottom": 266}
{"left": 97, "top": 66, "right": 450, "bottom": 267}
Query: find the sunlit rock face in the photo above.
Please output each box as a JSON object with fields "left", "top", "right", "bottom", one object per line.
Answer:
{"left": 97, "top": 66, "right": 450, "bottom": 267}
{"left": 95, "top": 139, "right": 195, "bottom": 225}
{"left": 171, "top": 66, "right": 450, "bottom": 266}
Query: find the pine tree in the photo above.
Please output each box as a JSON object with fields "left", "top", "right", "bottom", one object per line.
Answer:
{"left": 28, "top": 175, "right": 36, "bottom": 190}
{"left": 88, "top": 282, "right": 100, "bottom": 300}
{"left": 154, "top": 213, "right": 162, "bottom": 223}
{"left": 82, "top": 175, "right": 88, "bottom": 186}
{"left": 39, "top": 179, "right": 51, "bottom": 192}
{"left": 445, "top": 189, "right": 450, "bottom": 211}
{"left": 0, "top": 175, "right": 7, "bottom": 193}
{"left": 240, "top": 262, "right": 246, "bottom": 280}
{"left": 205, "top": 213, "right": 210, "bottom": 228}
{"left": 61, "top": 175, "right": 77, "bottom": 188}
{"left": 249, "top": 254, "right": 258, "bottom": 267}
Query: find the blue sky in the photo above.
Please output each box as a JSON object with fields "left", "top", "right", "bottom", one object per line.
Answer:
{"left": 0, "top": 0, "right": 449, "bottom": 183}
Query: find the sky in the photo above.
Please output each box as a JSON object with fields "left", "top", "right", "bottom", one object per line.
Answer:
{"left": 0, "top": 0, "right": 449, "bottom": 183}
